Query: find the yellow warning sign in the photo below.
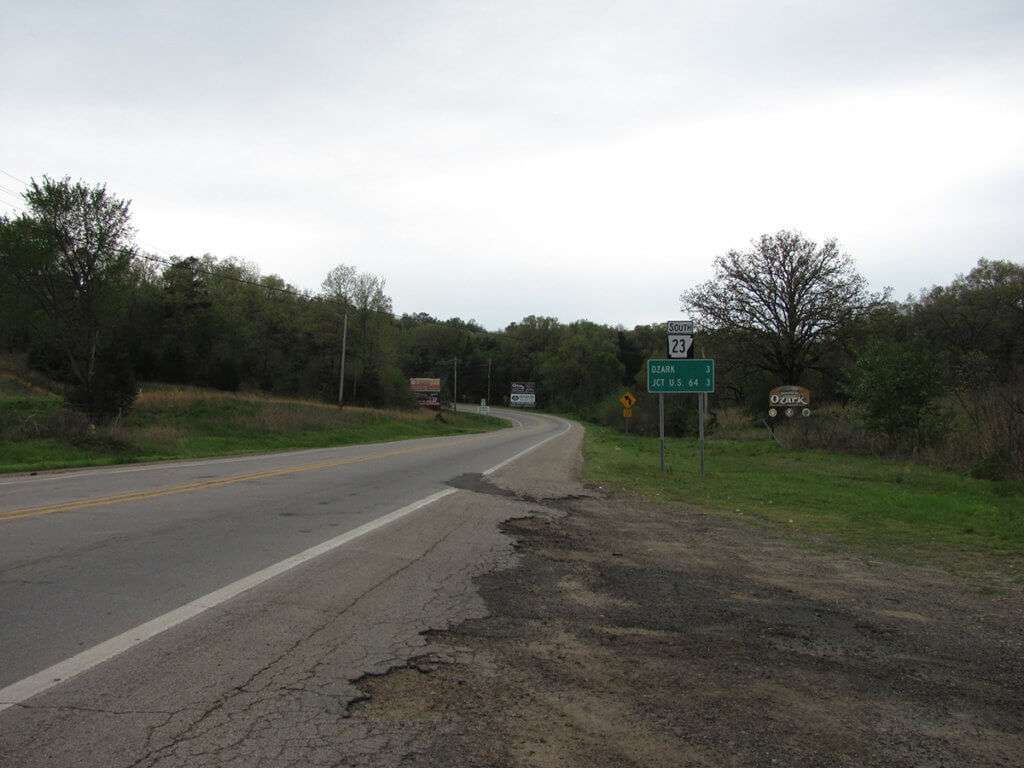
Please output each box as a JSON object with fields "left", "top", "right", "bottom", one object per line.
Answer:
{"left": 622, "top": 406, "right": 634, "bottom": 418}
{"left": 618, "top": 391, "right": 637, "bottom": 409}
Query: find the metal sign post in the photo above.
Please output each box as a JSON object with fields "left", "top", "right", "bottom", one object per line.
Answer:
{"left": 698, "top": 392, "right": 705, "bottom": 479}
{"left": 658, "top": 393, "right": 666, "bottom": 473}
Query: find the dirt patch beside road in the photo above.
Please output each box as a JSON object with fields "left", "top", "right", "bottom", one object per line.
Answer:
{"left": 351, "top": 447, "right": 1024, "bottom": 765}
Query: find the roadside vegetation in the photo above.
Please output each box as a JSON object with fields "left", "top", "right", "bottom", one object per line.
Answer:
{"left": 0, "top": 365, "right": 505, "bottom": 474}
{"left": 0, "top": 174, "right": 1021, "bottom": 485}
{"left": 584, "top": 424, "right": 1024, "bottom": 568}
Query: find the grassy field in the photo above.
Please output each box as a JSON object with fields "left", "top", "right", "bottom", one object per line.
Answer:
{"left": 583, "top": 425, "right": 1024, "bottom": 566}
{"left": 0, "top": 378, "right": 507, "bottom": 474}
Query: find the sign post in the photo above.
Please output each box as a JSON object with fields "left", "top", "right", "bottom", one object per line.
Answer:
{"left": 698, "top": 392, "right": 705, "bottom": 478}
{"left": 658, "top": 393, "right": 666, "bottom": 472}
{"left": 647, "top": 356, "right": 715, "bottom": 477}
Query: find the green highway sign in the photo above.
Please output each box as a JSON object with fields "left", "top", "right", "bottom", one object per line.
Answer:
{"left": 646, "top": 358, "right": 715, "bottom": 393}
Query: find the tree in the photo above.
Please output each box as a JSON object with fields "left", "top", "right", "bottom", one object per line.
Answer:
{"left": 0, "top": 176, "right": 140, "bottom": 420}
{"left": 849, "top": 338, "right": 945, "bottom": 441}
{"left": 537, "top": 321, "right": 623, "bottom": 411}
{"left": 320, "top": 265, "right": 396, "bottom": 402}
{"left": 912, "top": 258, "right": 1024, "bottom": 386}
{"left": 682, "top": 230, "right": 885, "bottom": 384}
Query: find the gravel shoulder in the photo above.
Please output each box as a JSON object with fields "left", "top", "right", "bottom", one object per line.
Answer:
{"left": 351, "top": 424, "right": 1024, "bottom": 767}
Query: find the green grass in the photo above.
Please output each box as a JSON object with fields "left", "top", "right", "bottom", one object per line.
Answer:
{"left": 584, "top": 425, "right": 1024, "bottom": 565}
{"left": 0, "top": 385, "right": 507, "bottom": 474}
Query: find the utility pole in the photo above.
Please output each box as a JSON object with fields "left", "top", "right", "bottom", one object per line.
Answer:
{"left": 337, "top": 312, "right": 348, "bottom": 406}
{"left": 487, "top": 358, "right": 492, "bottom": 405}
{"left": 453, "top": 356, "right": 458, "bottom": 413}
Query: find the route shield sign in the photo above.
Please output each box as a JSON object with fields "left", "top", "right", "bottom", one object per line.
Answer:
{"left": 666, "top": 320, "right": 694, "bottom": 359}
{"left": 667, "top": 334, "right": 693, "bottom": 359}
{"left": 646, "top": 359, "right": 715, "bottom": 393}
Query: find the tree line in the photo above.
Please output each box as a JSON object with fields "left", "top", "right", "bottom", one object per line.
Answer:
{"left": 2, "top": 177, "right": 1022, "bottom": 476}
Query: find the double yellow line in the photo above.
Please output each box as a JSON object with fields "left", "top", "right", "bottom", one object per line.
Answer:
{"left": 0, "top": 438, "right": 478, "bottom": 523}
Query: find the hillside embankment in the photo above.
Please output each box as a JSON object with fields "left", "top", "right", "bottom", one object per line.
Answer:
{"left": 0, "top": 359, "right": 505, "bottom": 474}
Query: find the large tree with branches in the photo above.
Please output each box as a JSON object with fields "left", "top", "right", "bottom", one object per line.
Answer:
{"left": 682, "top": 231, "right": 886, "bottom": 384}
{"left": 0, "top": 176, "right": 140, "bottom": 419}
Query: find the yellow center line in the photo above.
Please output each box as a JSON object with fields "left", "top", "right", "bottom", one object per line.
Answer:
{"left": 0, "top": 435, "right": 487, "bottom": 523}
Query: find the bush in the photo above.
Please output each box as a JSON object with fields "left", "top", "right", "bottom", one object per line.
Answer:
{"left": 849, "top": 339, "right": 947, "bottom": 444}
{"left": 65, "top": 345, "right": 140, "bottom": 424}
{"left": 205, "top": 349, "right": 242, "bottom": 392}
{"left": 970, "top": 450, "right": 1013, "bottom": 481}
{"left": 949, "top": 381, "right": 1024, "bottom": 480}
{"left": 597, "top": 391, "right": 699, "bottom": 437}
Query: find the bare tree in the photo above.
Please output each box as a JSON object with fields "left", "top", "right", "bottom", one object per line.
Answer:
{"left": 682, "top": 231, "right": 886, "bottom": 383}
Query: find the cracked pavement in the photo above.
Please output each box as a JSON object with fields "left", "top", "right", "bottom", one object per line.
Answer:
{"left": 0, "top": 411, "right": 581, "bottom": 767}
{"left": 6, "top": 411, "right": 1012, "bottom": 767}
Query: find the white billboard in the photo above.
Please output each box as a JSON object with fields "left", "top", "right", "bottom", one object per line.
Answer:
{"left": 510, "top": 382, "right": 536, "bottom": 407}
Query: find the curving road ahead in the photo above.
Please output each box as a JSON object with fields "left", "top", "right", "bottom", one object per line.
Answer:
{"left": 0, "top": 408, "right": 568, "bottom": 710}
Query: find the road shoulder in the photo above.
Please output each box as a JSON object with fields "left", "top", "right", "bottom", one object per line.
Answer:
{"left": 349, "top": 426, "right": 1024, "bottom": 767}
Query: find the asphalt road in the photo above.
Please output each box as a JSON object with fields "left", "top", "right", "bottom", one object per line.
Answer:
{"left": 0, "top": 408, "right": 567, "bottom": 710}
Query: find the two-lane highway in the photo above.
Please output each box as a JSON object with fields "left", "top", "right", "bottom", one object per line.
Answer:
{"left": 0, "top": 408, "right": 567, "bottom": 706}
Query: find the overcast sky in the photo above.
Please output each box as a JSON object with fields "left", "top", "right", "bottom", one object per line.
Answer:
{"left": 3, "top": 1, "right": 1022, "bottom": 329}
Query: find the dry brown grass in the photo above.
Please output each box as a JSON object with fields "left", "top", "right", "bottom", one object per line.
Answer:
{"left": 134, "top": 385, "right": 434, "bottom": 420}
{"left": 710, "top": 406, "right": 767, "bottom": 440}
{"left": 122, "top": 425, "right": 185, "bottom": 451}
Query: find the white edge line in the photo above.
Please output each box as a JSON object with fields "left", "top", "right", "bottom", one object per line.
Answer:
{"left": 483, "top": 417, "right": 573, "bottom": 475}
{"left": 0, "top": 488, "right": 456, "bottom": 713}
{"left": 0, "top": 413, "right": 574, "bottom": 712}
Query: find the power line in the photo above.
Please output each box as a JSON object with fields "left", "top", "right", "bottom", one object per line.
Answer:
{"left": 0, "top": 168, "right": 28, "bottom": 186}
{"left": 0, "top": 174, "right": 27, "bottom": 214}
{"left": 0, "top": 188, "right": 25, "bottom": 210}
{"left": 137, "top": 251, "right": 311, "bottom": 299}
{"left": 1, "top": 171, "right": 319, "bottom": 304}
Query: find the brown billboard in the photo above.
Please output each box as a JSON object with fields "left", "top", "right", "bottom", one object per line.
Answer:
{"left": 409, "top": 378, "right": 441, "bottom": 393}
{"left": 768, "top": 385, "right": 811, "bottom": 418}
{"left": 769, "top": 385, "right": 810, "bottom": 407}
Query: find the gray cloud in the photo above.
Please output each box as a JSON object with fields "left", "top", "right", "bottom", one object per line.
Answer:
{"left": 3, "top": 1, "right": 1022, "bottom": 328}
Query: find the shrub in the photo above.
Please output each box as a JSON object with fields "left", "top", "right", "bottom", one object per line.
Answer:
{"left": 849, "top": 338, "right": 947, "bottom": 444}
{"left": 65, "top": 345, "right": 140, "bottom": 424}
